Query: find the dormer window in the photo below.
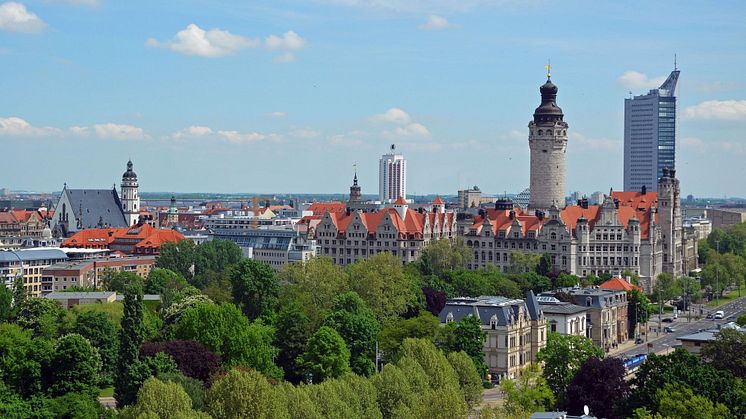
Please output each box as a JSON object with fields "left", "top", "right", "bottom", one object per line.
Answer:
{"left": 490, "top": 315, "right": 498, "bottom": 330}
{"left": 446, "top": 312, "right": 454, "bottom": 324}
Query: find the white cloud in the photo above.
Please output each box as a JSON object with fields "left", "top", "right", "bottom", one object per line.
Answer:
{"left": 0, "top": 116, "right": 60, "bottom": 136}
{"left": 146, "top": 24, "right": 259, "bottom": 58}
{"left": 329, "top": 131, "right": 366, "bottom": 147}
{"left": 93, "top": 123, "right": 148, "bottom": 140}
{"left": 273, "top": 52, "right": 296, "bottom": 63}
{"left": 217, "top": 130, "right": 266, "bottom": 144}
{"left": 268, "top": 111, "right": 286, "bottom": 118}
{"left": 684, "top": 100, "right": 746, "bottom": 121}
{"left": 167, "top": 125, "right": 213, "bottom": 140}
{"left": 0, "top": 2, "right": 46, "bottom": 33}
{"left": 617, "top": 71, "right": 666, "bottom": 90}
{"left": 372, "top": 108, "right": 412, "bottom": 125}
{"left": 265, "top": 31, "right": 306, "bottom": 50}
{"left": 419, "top": 15, "right": 457, "bottom": 30}
{"left": 392, "top": 122, "right": 430, "bottom": 138}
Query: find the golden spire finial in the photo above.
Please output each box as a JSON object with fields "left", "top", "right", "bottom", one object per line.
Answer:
{"left": 544, "top": 59, "right": 551, "bottom": 79}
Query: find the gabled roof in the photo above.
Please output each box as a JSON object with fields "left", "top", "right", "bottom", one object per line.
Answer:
{"left": 394, "top": 196, "right": 407, "bottom": 205}
{"left": 599, "top": 277, "right": 642, "bottom": 292}
{"left": 432, "top": 196, "right": 444, "bottom": 205}
{"left": 307, "top": 202, "right": 347, "bottom": 215}
{"left": 65, "top": 188, "right": 127, "bottom": 228}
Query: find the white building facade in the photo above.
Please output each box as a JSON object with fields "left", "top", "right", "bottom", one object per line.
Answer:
{"left": 379, "top": 144, "right": 407, "bottom": 203}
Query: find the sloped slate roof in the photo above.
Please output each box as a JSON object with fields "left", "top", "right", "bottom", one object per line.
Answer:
{"left": 67, "top": 189, "right": 127, "bottom": 228}
{"left": 0, "top": 248, "right": 68, "bottom": 262}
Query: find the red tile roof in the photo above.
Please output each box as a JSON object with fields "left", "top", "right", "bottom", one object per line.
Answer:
{"left": 599, "top": 277, "right": 643, "bottom": 292}
{"left": 432, "top": 196, "right": 444, "bottom": 205}
{"left": 320, "top": 208, "right": 455, "bottom": 239}
{"left": 63, "top": 224, "right": 185, "bottom": 254}
{"left": 394, "top": 196, "right": 407, "bottom": 205}
{"left": 307, "top": 202, "right": 347, "bottom": 215}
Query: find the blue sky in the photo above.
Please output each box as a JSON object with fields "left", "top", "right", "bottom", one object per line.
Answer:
{"left": 1, "top": 0, "right": 745, "bottom": 197}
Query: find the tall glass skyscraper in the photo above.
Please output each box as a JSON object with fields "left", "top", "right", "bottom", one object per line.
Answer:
{"left": 623, "top": 69, "right": 680, "bottom": 192}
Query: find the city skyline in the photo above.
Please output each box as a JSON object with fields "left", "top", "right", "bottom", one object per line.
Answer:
{"left": 1, "top": 1, "right": 745, "bottom": 196}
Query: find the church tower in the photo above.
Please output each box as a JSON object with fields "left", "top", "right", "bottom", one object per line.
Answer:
{"left": 349, "top": 168, "right": 362, "bottom": 202}
{"left": 528, "top": 68, "right": 569, "bottom": 211}
{"left": 121, "top": 160, "right": 140, "bottom": 226}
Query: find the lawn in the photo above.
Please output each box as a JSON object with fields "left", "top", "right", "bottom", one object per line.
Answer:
{"left": 707, "top": 285, "right": 746, "bottom": 308}
{"left": 99, "top": 387, "right": 114, "bottom": 397}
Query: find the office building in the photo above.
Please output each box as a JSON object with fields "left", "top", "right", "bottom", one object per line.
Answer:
{"left": 624, "top": 68, "right": 680, "bottom": 192}
{"left": 379, "top": 144, "right": 407, "bottom": 203}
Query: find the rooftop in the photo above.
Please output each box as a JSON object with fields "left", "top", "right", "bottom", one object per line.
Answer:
{"left": 45, "top": 291, "right": 115, "bottom": 300}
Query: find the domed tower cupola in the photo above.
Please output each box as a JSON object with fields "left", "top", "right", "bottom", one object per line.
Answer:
{"left": 533, "top": 78, "right": 564, "bottom": 124}
{"left": 122, "top": 160, "right": 138, "bottom": 179}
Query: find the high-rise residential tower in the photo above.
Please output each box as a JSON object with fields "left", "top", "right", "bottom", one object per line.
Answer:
{"left": 528, "top": 72, "right": 569, "bottom": 211}
{"left": 379, "top": 144, "right": 407, "bottom": 203}
{"left": 121, "top": 160, "right": 140, "bottom": 226}
{"left": 623, "top": 68, "right": 680, "bottom": 192}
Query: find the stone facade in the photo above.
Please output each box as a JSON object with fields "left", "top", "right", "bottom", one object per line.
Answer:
{"left": 314, "top": 198, "right": 456, "bottom": 267}
{"left": 439, "top": 293, "right": 546, "bottom": 381}
{"left": 529, "top": 76, "right": 568, "bottom": 211}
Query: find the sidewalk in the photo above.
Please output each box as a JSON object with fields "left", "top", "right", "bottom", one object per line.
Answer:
{"left": 607, "top": 339, "right": 639, "bottom": 357}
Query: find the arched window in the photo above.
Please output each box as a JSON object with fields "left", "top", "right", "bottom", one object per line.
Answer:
{"left": 550, "top": 232, "right": 557, "bottom": 240}
{"left": 586, "top": 297, "right": 592, "bottom": 307}
{"left": 538, "top": 130, "right": 543, "bottom": 135}
{"left": 490, "top": 315, "right": 498, "bottom": 330}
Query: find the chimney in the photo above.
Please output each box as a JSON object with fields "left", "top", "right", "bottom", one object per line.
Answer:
{"left": 641, "top": 185, "right": 647, "bottom": 195}
{"left": 509, "top": 210, "right": 515, "bottom": 220}
{"left": 580, "top": 198, "right": 589, "bottom": 209}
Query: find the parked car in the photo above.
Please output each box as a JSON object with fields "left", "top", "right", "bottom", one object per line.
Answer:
{"left": 706, "top": 312, "right": 714, "bottom": 319}
{"left": 664, "top": 327, "right": 676, "bottom": 333}
{"left": 662, "top": 317, "right": 674, "bottom": 323}
{"left": 714, "top": 310, "right": 725, "bottom": 320}
{"left": 635, "top": 337, "right": 645, "bottom": 344}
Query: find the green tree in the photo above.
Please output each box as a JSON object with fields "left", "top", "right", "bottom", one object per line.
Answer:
{"left": 654, "top": 383, "right": 730, "bottom": 419}
{"left": 449, "top": 270, "right": 493, "bottom": 297}
{"left": 121, "top": 376, "right": 206, "bottom": 419}
{"left": 652, "top": 272, "right": 680, "bottom": 303}
{"left": 379, "top": 312, "right": 441, "bottom": 361}
{"left": 145, "top": 268, "right": 189, "bottom": 295}
{"left": 11, "top": 275, "right": 26, "bottom": 310}
{"left": 207, "top": 369, "right": 288, "bottom": 419}
{"left": 279, "top": 257, "right": 349, "bottom": 328}
{"left": 323, "top": 292, "right": 380, "bottom": 376}
{"left": 701, "top": 328, "right": 746, "bottom": 379}
{"left": 175, "top": 303, "right": 281, "bottom": 379}
{"left": 627, "top": 349, "right": 746, "bottom": 417}
{"left": 736, "top": 312, "right": 746, "bottom": 326}
{"left": 347, "top": 252, "right": 419, "bottom": 323}
{"left": 74, "top": 310, "right": 118, "bottom": 384}
{"left": 373, "top": 363, "right": 418, "bottom": 419}
{"left": 300, "top": 326, "right": 351, "bottom": 383}
{"left": 101, "top": 270, "right": 143, "bottom": 293}
{"left": 0, "top": 285, "right": 11, "bottom": 322}
{"left": 447, "top": 351, "right": 483, "bottom": 409}
{"left": 274, "top": 302, "right": 312, "bottom": 383}
{"left": 228, "top": 259, "right": 279, "bottom": 321}
{"left": 48, "top": 333, "right": 102, "bottom": 397}
{"left": 442, "top": 315, "right": 487, "bottom": 377}
{"left": 115, "top": 282, "right": 146, "bottom": 406}
{"left": 156, "top": 240, "right": 197, "bottom": 281}
{"left": 501, "top": 363, "right": 554, "bottom": 415}
{"left": 418, "top": 238, "right": 473, "bottom": 278}
{"left": 537, "top": 332, "right": 603, "bottom": 408}
{"left": 508, "top": 252, "right": 540, "bottom": 274}
{"left": 397, "top": 339, "right": 468, "bottom": 418}
{"left": 628, "top": 288, "right": 651, "bottom": 338}
{"left": 45, "top": 392, "right": 104, "bottom": 419}
{"left": 700, "top": 256, "right": 727, "bottom": 298}
{"left": 13, "top": 297, "right": 65, "bottom": 338}
{"left": 194, "top": 240, "right": 243, "bottom": 276}
{"left": 158, "top": 371, "right": 207, "bottom": 412}
{"left": 536, "top": 253, "right": 553, "bottom": 276}
{"left": 0, "top": 323, "right": 54, "bottom": 397}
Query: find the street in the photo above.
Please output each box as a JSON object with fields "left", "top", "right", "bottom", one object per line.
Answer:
{"left": 616, "top": 295, "right": 746, "bottom": 359}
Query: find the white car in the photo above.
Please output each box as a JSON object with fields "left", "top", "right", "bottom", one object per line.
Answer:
{"left": 714, "top": 310, "right": 725, "bottom": 319}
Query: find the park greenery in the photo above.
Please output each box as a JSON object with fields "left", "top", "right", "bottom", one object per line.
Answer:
{"left": 2, "top": 218, "right": 746, "bottom": 417}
